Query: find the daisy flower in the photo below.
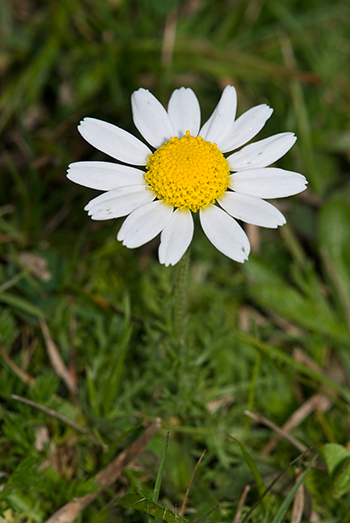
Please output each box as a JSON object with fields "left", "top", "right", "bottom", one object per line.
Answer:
{"left": 67, "top": 86, "right": 307, "bottom": 266}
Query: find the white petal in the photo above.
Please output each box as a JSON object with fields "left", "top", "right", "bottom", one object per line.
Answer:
{"left": 230, "top": 168, "right": 307, "bottom": 199}
{"left": 131, "top": 89, "right": 174, "bottom": 149}
{"left": 117, "top": 200, "right": 174, "bottom": 248}
{"left": 84, "top": 185, "right": 148, "bottom": 211}
{"left": 78, "top": 118, "right": 151, "bottom": 166}
{"left": 218, "top": 191, "right": 286, "bottom": 228}
{"left": 67, "top": 161, "right": 146, "bottom": 190}
{"left": 85, "top": 186, "right": 156, "bottom": 220}
{"left": 199, "top": 204, "right": 250, "bottom": 263}
{"left": 227, "top": 132, "right": 297, "bottom": 170}
{"left": 159, "top": 208, "right": 194, "bottom": 266}
{"left": 167, "top": 88, "right": 201, "bottom": 138}
{"left": 219, "top": 105, "right": 273, "bottom": 153}
{"left": 199, "top": 85, "right": 237, "bottom": 144}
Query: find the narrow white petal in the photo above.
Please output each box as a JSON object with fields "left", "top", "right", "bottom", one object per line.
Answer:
{"left": 230, "top": 168, "right": 307, "bottom": 199}
{"left": 227, "top": 132, "right": 297, "bottom": 170}
{"left": 78, "top": 118, "right": 151, "bottom": 166}
{"left": 67, "top": 161, "right": 146, "bottom": 190}
{"left": 199, "top": 204, "right": 250, "bottom": 263}
{"left": 159, "top": 208, "right": 194, "bottom": 266}
{"left": 218, "top": 191, "right": 286, "bottom": 228}
{"left": 84, "top": 185, "right": 148, "bottom": 211}
{"left": 131, "top": 89, "right": 174, "bottom": 149}
{"left": 85, "top": 186, "right": 156, "bottom": 220}
{"left": 199, "top": 85, "right": 237, "bottom": 144}
{"left": 117, "top": 201, "right": 174, "bottom": 248}
{"left": 219, "top": 105, "right": 273, "bottom": 153}
{"left": 167, "top": 88, "right": 201, "bottom": 138}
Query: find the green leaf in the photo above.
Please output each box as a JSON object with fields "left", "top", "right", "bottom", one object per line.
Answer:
{"left": 244, "top": 259, "right": 350, "bottom": 347}
{"left": 0, "top": 292, "right": 44, "bottom": 318}
{"left": 271, "top": 454, "right": 317, "bottom": 523}
{"left": 0, "top": 308, "right": 19, "bottom": 348}
{"left": 0, "top": 455, "right": 41, "bottom": 503}
{"left": 322, "top": 443, "right": 350, "bottom": 498}
{"left": 228, "top": 435, "right": 270, "bottom": 507}
{"left": 117, "top": 492, "right": 189, "bottom": 522}
{"left": 333, "top": 457, "right": 350, "bottom": 498}
{"left": 101, "top": 324, "right": 132, "bottom": 415}
{"left": 193, "top": 505, "right": 219, "bottom": 523}
{"left": 234, "top": 331, "right": 350, "bottom": 404}
{"left": 322, "top": 443, "right": 350, "bottom": 477}
{"left": 153, "top": 432, "right": 169, "bottom": 502}
{"left": 149, "top": 433, "right": 169, "bottom": 523}
{"left": 250, "top": 282, "right": 349, "bottom": 346}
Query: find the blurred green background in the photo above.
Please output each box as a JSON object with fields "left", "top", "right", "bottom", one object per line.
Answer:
{"left": 1, "top": 0, "right": 350, "bottom": 521}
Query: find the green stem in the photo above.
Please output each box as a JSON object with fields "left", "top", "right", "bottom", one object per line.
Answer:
{"left": 173, "top": 249, "right": 190, "bottom": 346}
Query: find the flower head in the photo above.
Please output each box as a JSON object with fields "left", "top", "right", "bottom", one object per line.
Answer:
{"left": 67, "top": 86, "right": 307, "bottom": 266}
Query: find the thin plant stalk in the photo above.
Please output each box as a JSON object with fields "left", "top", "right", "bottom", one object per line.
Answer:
{"left": 172, "top": 249, "right": 190, "bottom": 346}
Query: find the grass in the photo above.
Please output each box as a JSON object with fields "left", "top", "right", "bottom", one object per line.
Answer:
{"left": 1, "top": 0, "right": 350, "bottom": 521}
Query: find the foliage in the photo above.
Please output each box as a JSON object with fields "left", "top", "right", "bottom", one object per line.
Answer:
{"left": 1, "top": 0, "right": 350, "bottom": 521}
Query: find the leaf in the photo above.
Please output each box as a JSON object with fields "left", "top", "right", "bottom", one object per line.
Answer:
{"left": 250, "top": 283, "right": 349, "bottom": 346}
{"left": 0, "top": 455, "right": 41, "bottom": 503}
{"left": 0, "top": 308, "right": 19, "bottom": 348}
{"left": 270, "top": 454, "right": 317, "bottom": 523}
{"left": 228, "top": 435, "right": 270, "bottom": 507}
{"left": 322, "top": 443, "right": 350, "bottom": 498}
{"left": 149, "top": 433, "right": 169, "bottom": 523}
{"left": 0, "top": 292, "right": 44, "bottom": 318}
{"left": 234, "top": 331, "right": 350, "bottom": 404}
{"left": 244, "top": 258, "right": 350, "bottom": 347}
{"left": 333, "top": 458, "right": 350, "bottom": 498}
{"left": 117, "top": 493, "right": 189, "bottom": 523}
{"left": 193, "top": 505, "right": 219, "bottom": 523}
{"left": 322, "top": 443, "right": 350, "bottom": 477}
{"left": 153, "top": 432, "right": 169, "bottom": 502}
{"left": 101, "top": 324, "right": 132, "bottom": 415}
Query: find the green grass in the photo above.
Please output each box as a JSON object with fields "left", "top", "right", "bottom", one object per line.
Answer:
{"left": 1, "top": 0, "right": 350, "bottom": 521}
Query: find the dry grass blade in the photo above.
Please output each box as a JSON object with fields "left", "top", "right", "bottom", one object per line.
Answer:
{"left": 40, "top": 318, "right": 77, "bottom": 395}
{"left": 161, "top": 6, "right": 177, "bottom": 67}
{"left": 44, "top": 418, "right": 161, "bottom": 523}
{"left": 245, "top": 223, "right": 260, "bottom": 254}
{"left": 291, "top": 475, "right": 304, "bottom": 523}
{"left": 261, "top": 393, "right": 333, "bottom": 455}
{"left": 179, "top": 449, "right": 206, "bottom": 517}
{"left": 240, "top": 450, "right": 313, "bottom": 523}
{"left": 232, "top": 485, "right": 250, "bottom": 523}
{"left": 1, "top": 343, "right": 35, "bottom": 386}
{"left": 245, "top": 410, "right": 308, "bottom": 453}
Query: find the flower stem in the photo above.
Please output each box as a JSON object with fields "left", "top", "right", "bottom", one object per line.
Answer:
{"left": 173, "top": 249, "right": 190, "bottom": 346}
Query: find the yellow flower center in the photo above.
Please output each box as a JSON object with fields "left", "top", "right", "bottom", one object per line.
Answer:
{"left": 145, "top": 131, "right": 230, "bottom": 212}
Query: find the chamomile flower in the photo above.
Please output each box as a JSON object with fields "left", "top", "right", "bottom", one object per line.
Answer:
{"left": 67, "top": 86, "right": 307, "bottom": 266}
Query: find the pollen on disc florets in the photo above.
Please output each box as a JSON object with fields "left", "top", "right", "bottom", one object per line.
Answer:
{"left": 145, "top": 131, "right": 230, "bottom": 213}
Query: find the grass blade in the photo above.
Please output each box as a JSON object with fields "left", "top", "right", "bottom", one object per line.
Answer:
{"left": 117, "top": 493, "right": 189, "bottom": 523}
{"left": 228, "top": 435, "right": 270, "bottom": 508}
{"left": 153, "top": 432, "right": 169, "bottom": 502}
{"left": 270, "top": 454, "right": 318, "bottom": 523}
{"left": 148, "top": 432, "right": 170, "bottom": 523}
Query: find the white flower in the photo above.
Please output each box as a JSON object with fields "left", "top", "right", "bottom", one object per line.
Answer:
{"left": 67, "top": 86, "right": 307, "bottom": 266}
